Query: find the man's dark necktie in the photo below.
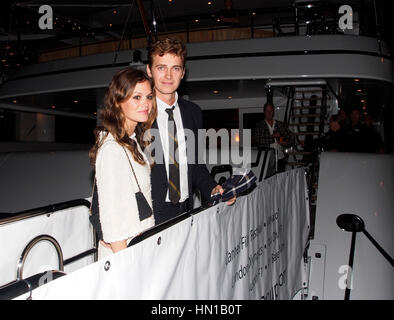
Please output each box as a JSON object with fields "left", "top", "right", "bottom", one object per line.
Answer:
{"left": 165, "top": 106, "right": 181, "bottom": 204}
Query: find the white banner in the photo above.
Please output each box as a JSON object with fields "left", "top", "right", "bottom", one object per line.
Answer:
{"left": 18, "top": 168, "right": 309, "bottom": 300}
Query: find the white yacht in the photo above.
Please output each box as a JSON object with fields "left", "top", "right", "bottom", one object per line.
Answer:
{"left": 0, "top": 0, "right": 393, "bottom": 300}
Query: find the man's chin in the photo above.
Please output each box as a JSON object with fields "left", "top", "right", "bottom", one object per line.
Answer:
{"left": 156, "top": 88, "right": 177, "bottom": 96}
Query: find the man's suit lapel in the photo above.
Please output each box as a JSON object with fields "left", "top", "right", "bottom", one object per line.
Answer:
{"left": 177, "top": 98, "right": 192, "bottom": 130}
{"left": 151, "top": 119, "right": 167, "bottom": 184}
{"left": 176, "top": 98, "right": 194, "bottom": 203}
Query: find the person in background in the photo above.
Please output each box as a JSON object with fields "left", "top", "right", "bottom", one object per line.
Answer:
{"left": 347, "top": 108, "right": 366, "bottom": 152}
{"left": 337, "top": 109, "right": 349, "bottom": 132}
{"left": 146, "top": 37, "right": 235, "bottom": 225}
{"left": 321, "top": 114, "right": 349, "bottom": 152}
{"left": 255, "top": 102, "right": 295, "bottom": 172}
{"left": 363, "top": 114, "right": 384, "bottom": 153}
{"left": 89, "top": 67, "right": 156, "bottom": 259}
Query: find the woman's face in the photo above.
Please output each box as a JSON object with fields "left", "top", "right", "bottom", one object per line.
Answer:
{"left": 120, "top": 80, "right": 153, "bottom": 134}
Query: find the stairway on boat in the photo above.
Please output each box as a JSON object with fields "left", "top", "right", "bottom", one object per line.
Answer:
{"left": 284, "top": 85, "right": 334, "bottom": 239}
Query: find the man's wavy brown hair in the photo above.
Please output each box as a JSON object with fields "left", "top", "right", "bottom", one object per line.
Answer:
{"left": 148, "top": 37, "right": 187, "bottom": 68}
{"left": 89, "top": 67, "right": 157, "bottom": 167}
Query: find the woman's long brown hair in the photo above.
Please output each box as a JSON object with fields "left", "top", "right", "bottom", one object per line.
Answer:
{"left": 89, "top": 67, "right": 157, "bottom": 167}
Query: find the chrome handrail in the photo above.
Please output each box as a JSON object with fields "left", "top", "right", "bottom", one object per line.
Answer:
{"left": 0, "top": 199, "right": 91, "bottom": 226}
{"left": 16, "top": 235, "right": 64, "bottom": 281}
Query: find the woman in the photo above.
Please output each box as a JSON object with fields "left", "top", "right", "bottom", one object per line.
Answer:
{"left": 89, "top": 67, "right": 157, "bottom": 259}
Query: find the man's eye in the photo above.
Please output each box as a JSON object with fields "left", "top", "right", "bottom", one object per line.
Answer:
{"left": 173, "top": 67, "right": 181, "bottom": 72}
{"left": 147, "top": 95, "right": 153, "bottom": 100}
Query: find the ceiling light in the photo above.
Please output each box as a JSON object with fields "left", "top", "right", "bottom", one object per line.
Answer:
{"left": 357, "top": 89, "right": 362, "bottom": 92}
{"left": 109, "top": 23, "right": 113, "bottom": 27}
{"left": 252, "top": 12, "right": 256, "bottom": 15}
{"left": 51, "top": 105, "right": 56, "bottom": 109}
{"left": 113, "top": 10, "right": 117, "bottom": 14}
{"left": 213, "top": 90, "right": 219, "bottom": 94}
{"left": 9, "top": 52, "right": 14, "bottom": 56}
{"left": 12, "top": 100, "right": 17, "bottom": 103}
{"left": 228, "top": 96, "right": 232, "bottom": 99}
{"left": 74, "top": 100, "right": 78, "bottom": 104}
{"left": 360, "top": 99, "right": 365, "bottom": 103}
{"left": 1, "top": 59, "right": 6, "bottom": 63}
{"left": 354, "top": 79, "right": 360, "bottom": 82}
{"left": 194, "top": 19, "right": 199, "bottom": 22}
{"left": 216, "top": 18, "right": 221, "bottom": 22}
{"left": 208, "top": 1, "right": 212, "bottom": 5}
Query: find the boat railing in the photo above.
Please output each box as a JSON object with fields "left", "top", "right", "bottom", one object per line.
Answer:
{"left": 0, "top": 198, "right": 91, "bottom": 226}
{"left": 0, "top": 199, "right": 96, "bottom": 299}
{"left": 25, "top": 1, "right": 383, "bottom": 65}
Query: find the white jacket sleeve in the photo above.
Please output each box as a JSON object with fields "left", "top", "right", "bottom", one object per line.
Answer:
{"left": 95, "top": 142, "right": 142, "bottom": 243}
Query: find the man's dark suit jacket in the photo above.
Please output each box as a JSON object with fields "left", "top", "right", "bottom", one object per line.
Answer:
{"left": 150, "top": 97, "right": 217, "bottom": 224}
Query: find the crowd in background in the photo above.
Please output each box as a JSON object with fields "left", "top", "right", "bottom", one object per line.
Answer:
{"left": 317, "top": 108, "right": 384, "bottom": 153}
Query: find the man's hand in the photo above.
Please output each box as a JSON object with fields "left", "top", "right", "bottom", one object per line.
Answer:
{"left": 211, "top": 184, "right": 236, "bottom": 206}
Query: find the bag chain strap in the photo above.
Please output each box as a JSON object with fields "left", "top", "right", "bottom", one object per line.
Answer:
{"left": 122, "top": 147, "right": 142, "bottom": 193}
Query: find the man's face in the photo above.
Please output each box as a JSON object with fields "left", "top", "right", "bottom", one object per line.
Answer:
{"left": 264, "top": 104, "right": 274, "bottom": 121}
{"left": 147, "top": 53, "right": 185, "bottom": 100}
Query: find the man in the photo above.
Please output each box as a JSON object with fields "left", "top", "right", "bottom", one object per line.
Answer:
{"left": 255, "top": 102, "right": 295, "bottom": 172}
{"left": 362, "top": 114, "right": 384, "bottom": 153}
{"left": 146, "top": 38, "right": 234, "bottom": 225}
{"left": 347, "top": 108, "right": 366, "bottom": 152}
